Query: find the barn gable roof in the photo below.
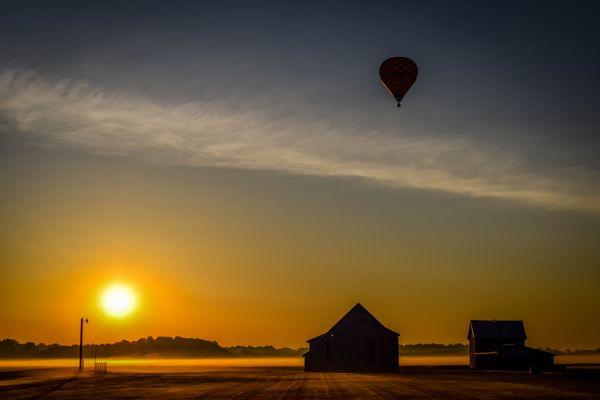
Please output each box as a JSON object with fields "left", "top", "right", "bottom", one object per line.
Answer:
{"left": 468, "top": 320, "right": 527, "bottom": 340}
{"left": 499, "top": 344, "right": 555, "bottom": 357}
{"left": 308, "top": 303, "right": 398, "bottom": 342}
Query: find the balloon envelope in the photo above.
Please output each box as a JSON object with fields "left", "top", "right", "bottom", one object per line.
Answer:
{"left": 379, "top": 57, "right": 418, "bottom": 106}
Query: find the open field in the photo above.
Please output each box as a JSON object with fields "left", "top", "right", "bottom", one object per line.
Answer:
{"left": 1, "top": 361, "right": 600, "bottom": 399}
{"left": 2, "top": 354, "right": 599, "bottom": 370}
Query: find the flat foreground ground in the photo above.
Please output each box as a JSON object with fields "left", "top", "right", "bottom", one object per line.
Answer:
{"left": 1, "top": 366, "right": 600, "bottom": 399}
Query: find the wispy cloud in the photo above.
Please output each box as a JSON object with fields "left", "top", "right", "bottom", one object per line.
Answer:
{"left": 1, "top": 69, "right": 599, "bottom": 213}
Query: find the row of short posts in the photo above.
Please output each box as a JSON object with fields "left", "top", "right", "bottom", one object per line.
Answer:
{"left": 93, "top": 361, "right": 108, "bottom": 375}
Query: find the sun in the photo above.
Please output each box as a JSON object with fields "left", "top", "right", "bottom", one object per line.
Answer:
{"left": 101, "top": 285, "right": 136, "bottom": 318}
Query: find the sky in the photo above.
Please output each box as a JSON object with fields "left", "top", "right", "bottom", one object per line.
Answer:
{"left": 0, "top": 1, "right": 599, "bottom": 349}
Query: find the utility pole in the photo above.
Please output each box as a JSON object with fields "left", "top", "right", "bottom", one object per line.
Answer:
{"left": 79, "top": 317, "right": 88, "bottom": 373}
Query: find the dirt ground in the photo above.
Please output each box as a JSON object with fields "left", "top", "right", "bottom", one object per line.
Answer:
{"left": 1, "top": 366, "right": 599, "bottom": 399}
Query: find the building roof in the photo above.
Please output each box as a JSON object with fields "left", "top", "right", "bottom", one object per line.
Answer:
{"left": 308, "top": 303, "right": 399, "bottom": 342}
{"left": 500, "top": 344, "right": 555, "bottom": 357}
{"left": 473, "top": 344, "right": 555, "bottom": 357}
{"left": 468, "top": 320, "right": 527, "bottom": 340}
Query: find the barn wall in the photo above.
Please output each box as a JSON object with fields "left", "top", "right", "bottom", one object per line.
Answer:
{"left": 305, "top": 322, "right": 398, "bottom": 372}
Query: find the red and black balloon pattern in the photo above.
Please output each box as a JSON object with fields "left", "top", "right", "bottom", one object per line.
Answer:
{"left": 379, "top": 57, "right": 418, "bottom": 107}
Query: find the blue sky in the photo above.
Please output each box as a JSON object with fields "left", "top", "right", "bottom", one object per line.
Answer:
{"left": 2, "top": 1, "right": 599, "bottom": 212}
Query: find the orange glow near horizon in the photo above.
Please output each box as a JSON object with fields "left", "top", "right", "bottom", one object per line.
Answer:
{"left": 0, "top": 153, "right": 599, "bottom": 350}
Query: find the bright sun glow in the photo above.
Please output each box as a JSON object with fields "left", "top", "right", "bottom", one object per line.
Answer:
{"left": 101, "top": 285, "right": 136, "bottom": 318}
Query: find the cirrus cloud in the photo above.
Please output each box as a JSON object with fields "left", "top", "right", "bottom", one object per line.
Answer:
{"left": 1, "top": 69, "right": 599, "bottom": 213}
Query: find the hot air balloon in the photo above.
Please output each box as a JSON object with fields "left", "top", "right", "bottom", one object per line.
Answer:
{"left": 379, "top": 57, "right": 418, "bottom": 107}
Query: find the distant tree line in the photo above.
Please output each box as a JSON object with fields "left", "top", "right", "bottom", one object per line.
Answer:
{"left": 226, "top": 345, "right": 305, "bottom": 357}
{"left": 398, "top": 343, "right": 600, "bottom": 356}
{"left": 399, "top": 343, "right": 468, "bottom": 355}
{"left": 538, "top": 347, "right": 600, "bottom": 356}
{"left": 1, "top": 337, "right": 598, "bottom": 359}
{"left": 0, "top": 337, "right": 306, "bottom": 359}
